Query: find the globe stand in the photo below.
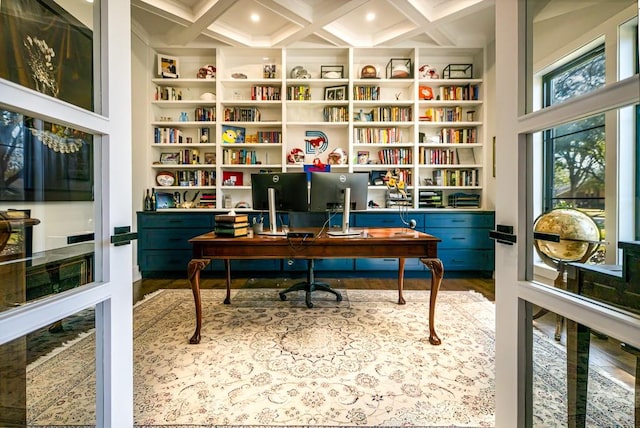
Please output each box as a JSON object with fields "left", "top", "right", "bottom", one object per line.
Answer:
{"left": 533, "top": 242, "right": 600, "bottom": 341}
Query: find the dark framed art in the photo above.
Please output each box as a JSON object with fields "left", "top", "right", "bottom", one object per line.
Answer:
{"left": 0, "top": 0, "right": 94, "bottom": 111}
{"left": 324, "top": 85, "right": 348, "bottom": 101}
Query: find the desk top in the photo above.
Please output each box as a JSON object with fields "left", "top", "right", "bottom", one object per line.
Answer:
{"left": 189, "top": 227, "right": 440, "bottom": 260}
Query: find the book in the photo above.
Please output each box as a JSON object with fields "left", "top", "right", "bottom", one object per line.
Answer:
{"left": 215, "top": 227, "right": 248, "bottom": 237}
{"left": 215, "top": 213, "right": 248, "bottom": 223}
{"left": 215, "top": 221, "right": 250, "bottom": 229}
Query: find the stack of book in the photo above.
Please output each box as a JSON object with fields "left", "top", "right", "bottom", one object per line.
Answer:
{"left": 214, "top": 213, "right": 249, "bottom": 237}
{"left": 199, "top": 193, "right": 216, "bottom": 208}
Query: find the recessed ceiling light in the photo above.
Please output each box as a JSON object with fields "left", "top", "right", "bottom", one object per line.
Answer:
{"left": 250, "top": 13, "right": 260, "bottom": 22}
{"left": 366, "top": 12, "right": 375, "bottom": 21}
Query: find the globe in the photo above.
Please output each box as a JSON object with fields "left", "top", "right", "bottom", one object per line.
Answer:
{"left": 533, "top": 208, "right": 601, "bottom": 264}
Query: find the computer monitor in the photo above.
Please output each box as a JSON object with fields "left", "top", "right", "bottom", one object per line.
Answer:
{"left": 309, "top": 172, "right": 369, "bottom": 236}
{"left": 251, "top": 172, "right": 309, "bottom": 235}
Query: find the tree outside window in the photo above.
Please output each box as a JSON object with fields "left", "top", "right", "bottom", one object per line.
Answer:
{"left": 542, "top": 46, "right": 606, "bottom": 262}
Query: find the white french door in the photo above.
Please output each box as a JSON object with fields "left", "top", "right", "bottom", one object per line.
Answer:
{"left": 0, "top": 0, "right": 132, "bottom": 426}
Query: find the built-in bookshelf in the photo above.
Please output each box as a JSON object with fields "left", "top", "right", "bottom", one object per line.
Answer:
{"left": 146, "top": 47, "right": 484, "bottom": 210}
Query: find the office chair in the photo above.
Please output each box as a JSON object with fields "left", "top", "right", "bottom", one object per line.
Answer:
{"left": 279, "top": 211, "right": 342, "bottom": 308}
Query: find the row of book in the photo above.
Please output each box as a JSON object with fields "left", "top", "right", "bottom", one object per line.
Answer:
{"left": 431, "top": 169, "right": 479, "bottom": 187}
{"left": 250, "top": 85, "right": 281, "bottom": 101}
{"left": 223, "top": 107, "right": 262, "bottom": 122}
{"left": 323, "top": 106, "right": 348, "bottom": 122}
{"left": 420, "top": 106, "right": 464, "bottom": 122}
{"left": 354, "top": 106, "right": 412, "bottom": 122}
{"left": 376, "top": 148, "right": 413, "bottom": 165}
{"left": 214, "top": 213, "right": 249, "bottom": 237}
{"left": 435, "top": 84, "right": 480, "bottom": 101}
{"left": 287, "top": 85, "right": 311, "bottom": 100}
{"left": 170, "top": 170, "right": 216, "bottom": 187}
{"left": 194, "top": 107, "right": 215, "bottom": 122}
{"left": 418, "top": 147, "right": 476, "bottom": 165}
{"left": 222, "top": 149, "right": 259, "bottom": 165}
{"left": 437, "top": 128, "right": 477, "bottom": 144}
{"left": 353, "top": 85, "right": 381, "bottom": 101}
{"left": 353, "top": 127, "right": 405, "bottom": 144}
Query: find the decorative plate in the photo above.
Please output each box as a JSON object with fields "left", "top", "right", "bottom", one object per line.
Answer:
{"left": 156, "top": 171, "right": 175, "bottom": 186}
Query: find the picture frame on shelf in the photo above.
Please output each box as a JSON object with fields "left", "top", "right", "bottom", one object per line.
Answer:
{"left": 204, "top": 152, "right": 216, "bottom": 164}
{"left": 222, "top": 171, "right": 243, "bottom": 186}
{"left": 158, "top": 54, "right": 179, "bottom": 78}
{"left": 324, "top": 85, "right": 348, "bottom": 101}
{"left": 320, "top": 65, "right": 344, "bottom": 79}
{"left": 263, "top": 64, "right": 276, "bottom": 79}
{"left": 160, "top": 152, "right": 180, "bottom": 164}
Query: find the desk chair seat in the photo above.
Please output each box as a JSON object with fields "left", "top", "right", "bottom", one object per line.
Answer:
{"left": 278, "top": 212, "right": 342, "bottom": 308}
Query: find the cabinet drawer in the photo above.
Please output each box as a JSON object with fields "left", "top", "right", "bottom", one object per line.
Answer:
{"left": 426, "top": 228, "right": 493, "bottom": 249}
{"left": 230, "top": 259, "right": 281, "bottom": 271}
{"left": 138, "top": 250, "right": 198, "bottom": 272}
{"left": 283, "top": 258, "right": 354, "bottom": 271}
{"left": 426, "top": 212, "right": 494, "bottom": 228}
{"left": 438, "top": 249, "right": 494, "bottom": 271}
{"left": 354, "top": 213, "right": 424, "bottom": 229}
{"left": 355, "top": 258, "right": 424, "bottom": 271}
{"left": 139, "top": 228, "right": 211, "bottom": 250}
{"left": 140, "top": 213, "right": 213, "bottom": 228}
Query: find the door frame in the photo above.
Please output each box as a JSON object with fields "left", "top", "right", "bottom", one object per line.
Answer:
{"left": 0, "top": 0, "right": 133, "bottom": 425}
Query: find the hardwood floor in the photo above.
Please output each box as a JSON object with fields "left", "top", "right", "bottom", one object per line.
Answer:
{"left": 134, "top": 275, "right": 636, "bottom": 391}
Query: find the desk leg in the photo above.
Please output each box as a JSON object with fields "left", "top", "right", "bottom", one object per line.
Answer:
{"left": 224, "top": 259, "right": 231, "bottom": 305}
{"left": 397, "top": 258, "right": 406, "bottom": 305}
{"left": 187, "top": 259, "right": 210, "bottom": 344}
{"left": 420, "top": 258, "right": 444, "bottom": 346}
{"left": 567, "top": 319, "right": 590, "bottom": 428}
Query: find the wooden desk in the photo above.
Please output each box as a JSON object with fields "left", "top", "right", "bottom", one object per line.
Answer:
{"left": 188, "top": 227, "right": 443, "bottom": 345}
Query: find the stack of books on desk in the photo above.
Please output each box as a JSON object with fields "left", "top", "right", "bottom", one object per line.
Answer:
{"left": 214, "top": 213, "right": 249, "bottom": 237}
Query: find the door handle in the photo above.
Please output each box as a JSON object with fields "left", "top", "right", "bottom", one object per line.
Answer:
{"left": 110, "top": 226, "right": 138, "bottom": 246}
{"left": 489, "top": 224, "right": 516, "bottom": 245}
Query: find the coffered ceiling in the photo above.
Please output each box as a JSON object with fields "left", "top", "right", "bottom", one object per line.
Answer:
{"left": 131, "top": 0, "right": 496, "bottom": 49}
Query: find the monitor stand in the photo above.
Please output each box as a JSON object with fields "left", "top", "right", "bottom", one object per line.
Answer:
{"left": 259, "top": 187, "right": 286, "bottom": 236}
{"left": 327, "top": 187, "right": 361, "bottom": 237}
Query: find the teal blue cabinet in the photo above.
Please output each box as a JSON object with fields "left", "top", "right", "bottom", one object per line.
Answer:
{"left": 136, "top": 210, "right": 495, "bottom": 277}
{"left": 424, "top": 212, "right": 494, "bottom": 273}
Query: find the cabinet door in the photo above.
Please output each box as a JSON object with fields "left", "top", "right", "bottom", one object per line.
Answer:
{"left": 353, "top": 213, "right": 424, "bottom": 229}
{"left": 355, "top": 258, "right": 424, "bottom": 271}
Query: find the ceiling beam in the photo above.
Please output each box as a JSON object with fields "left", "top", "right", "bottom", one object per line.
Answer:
{"left": 271, "top": 0, "right": 369, "bottom": 46}
{"left": 167, "top": 0, "right": 236, "bottom": 46}
{"left": 389, "top": 0, "right": 455, "bottom": 46}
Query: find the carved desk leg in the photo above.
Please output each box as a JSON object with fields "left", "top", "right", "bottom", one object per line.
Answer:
{"left": 397, "top": 257, "right": 406, "bottom": 305}
{"left": 187, "top": 259, "right": 210, "bottom": 344}
{"left": 223, "top": 259, "right": 231, "bottom": 305}
{"left": 420, "top": 258, "right": 444, "bottom": 345}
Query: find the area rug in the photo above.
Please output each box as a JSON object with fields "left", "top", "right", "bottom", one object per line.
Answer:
{"left": 25, "top": 288, "right": 634, "bottom": 427}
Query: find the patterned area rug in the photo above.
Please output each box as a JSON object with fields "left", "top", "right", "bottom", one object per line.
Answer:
{"left": 26, "top": 288, "right": 634, "bottom": 427}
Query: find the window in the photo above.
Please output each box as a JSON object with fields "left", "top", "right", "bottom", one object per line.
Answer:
{"left": 541, "top": 46, "right": 606, "bottom": 262}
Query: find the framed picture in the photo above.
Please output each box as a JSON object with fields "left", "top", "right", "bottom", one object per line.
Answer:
{"left": 158, "top": 54, "right": 179, "bottom": 78}
{"left": 160, "top": 152, "right": 180, "bottom": 164}
{"left": 204, "top": 152, "right": 216, "bottom": 164}
{"left": 222, "top": 171, "right": 243, "bottom": 186}
{"left": 324, "top": 85, "right": 348, "bottom": 101}
{"left": 320, "top": 65, "right": 344, "bottom": 79}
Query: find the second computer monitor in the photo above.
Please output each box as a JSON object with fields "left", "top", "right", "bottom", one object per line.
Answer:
{"left": 309, "top": 172, "right": 369, "bottom": 212}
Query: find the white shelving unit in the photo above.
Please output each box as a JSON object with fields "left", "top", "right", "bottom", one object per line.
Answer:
{"left": 146, "top": 47, "right": 484, "bottom": 210}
